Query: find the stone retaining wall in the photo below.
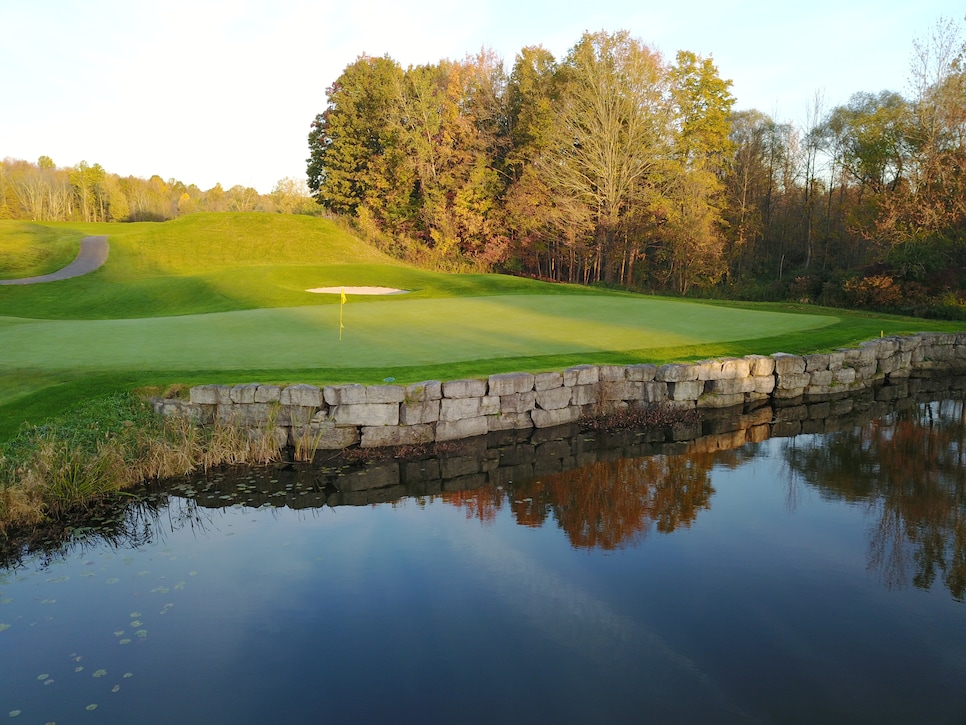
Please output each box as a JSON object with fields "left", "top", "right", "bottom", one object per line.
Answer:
{"left": 154, "top": 332, "right": 966, "bottom": 451}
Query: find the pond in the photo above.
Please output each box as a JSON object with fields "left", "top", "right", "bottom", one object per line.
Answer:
{"left": 2, "top": 391, "right": 965, "bottom": 723}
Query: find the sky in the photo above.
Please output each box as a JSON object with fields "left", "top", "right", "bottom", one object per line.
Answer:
{"left": 2, "top": 0, "right": 962, "bottom": 194}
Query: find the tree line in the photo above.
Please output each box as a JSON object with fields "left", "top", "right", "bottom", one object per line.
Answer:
{"left": 0, "top": 157, "right": 316, "bottom": 223}
{"left": 308, "top": 22, "right": 966, "bottom": 317}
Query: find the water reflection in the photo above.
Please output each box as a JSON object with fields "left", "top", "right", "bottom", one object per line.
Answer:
{"left": 447, "top": 454, "right": 717, "bottom": 550}
{"left": 782, "top": 398, "right": 966, "bottom": 600}
{"left": 4, "top": 388, "right": 966, "bottom": 600}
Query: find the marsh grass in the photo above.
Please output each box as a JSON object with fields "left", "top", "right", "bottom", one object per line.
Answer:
{"left": 0, "top": 392, "right": 284, "bottom": 532}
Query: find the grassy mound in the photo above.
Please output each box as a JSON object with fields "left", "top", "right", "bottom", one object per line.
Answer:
{"left": 0, "top": 222, "right": 86, "bottom": 280}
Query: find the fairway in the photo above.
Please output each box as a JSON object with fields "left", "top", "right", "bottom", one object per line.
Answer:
{"left": 0, "top": 295, "right": 835, "bottom": 371}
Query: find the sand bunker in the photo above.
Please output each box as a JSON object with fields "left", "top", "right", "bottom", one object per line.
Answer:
{"left": 306, "top": 286, "right": 408, "bottom": 295}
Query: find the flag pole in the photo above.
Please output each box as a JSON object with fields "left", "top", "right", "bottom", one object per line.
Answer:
{"left": 339, "top": 287, "right": 346, "bottom": 340}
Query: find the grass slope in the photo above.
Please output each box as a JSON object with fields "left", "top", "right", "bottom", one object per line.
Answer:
{"left": 0, "top": 222, "right": 85, "bottom": 279}
{"left": 0, "top": 212, "right": 962, "bottom": 441}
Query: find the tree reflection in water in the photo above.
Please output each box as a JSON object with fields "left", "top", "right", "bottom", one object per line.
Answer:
{"left": 782, "top": 399, "right": 966, "bottom": 600}
{"left": 444, "top": 448, "right": 749, "bottom": 550}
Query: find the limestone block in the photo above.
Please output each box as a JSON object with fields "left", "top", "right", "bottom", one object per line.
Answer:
{"left": 533, "top": 371, "right": 564, "bottom": 390}
{"left": 330, "top": 403, "right": 399, "bottom": 427}
{"left": 625, "top": 364, "right": 657, "bottom": 382}
{"left": 746, "top": 354, "right": 775, "bottom": 377}
{"left": 853, "top": 363, "right": 879, "bottom": 381}
{"left": 292, "top": 421, "right": 360, "bottom": 450}
{"left": 535, "top": 386, "right": 572, "bottom": 410}
{"left": 855, "top": 346, "right": 877, "bottom": 365}
{"left": 753, "top": 376, "right": 776, "bottom": 394}
{"left": 826, "top": 352, "right": 845, "bottom": 371}
{"left": 361, "top": 424, "right": 434, "bottom": 448}
{"left": 480, "top": 395, "right": 500, "bottom": 416}
{"left": 436, "top": 416, "right": 488, "bottom": 441}
{"left": 808, "top": 370, "right": 833, "bottom": 387}
{"left": 323, "top": 384, "right": 366, "bottom": 406}
{"left": 697, "top": 392, "right": 745, "bottom": 409}
{"left": 366, "top": 385, "right": 405, "bottom": 404}
{"left": 284, "top": 404, "right": 319, "bottom": 427}
{"left": 877, "top": 356, "right": 900, "bottom": 375}
{"left": 898, "top": 335, "right": 922, "bottom": 352}
{"left": 656, "top": 363, "right": 698, "bottom": 382}
{"left": 866, "top": 338, "right": 899, "bottom": 358}
{"left": 571, "top": 384, "right": 598, "bottom": 406}
{"left": 442, "top": 379, "right": 487, "bottom": 399}
{"left": 563, "top": 365, "right": 599, "bottom": 386}
{"left": 190, "top": 384, "right": 229, "bottom": 405}
{"left": 719, "top": 358, "right": 752, "bottom": 379}
{"left": 229, "top": 383, "right": 259, "bottom": 404}
{"left": 776, "top": 372, "right": 810, "bottom": 389}
{"left": 488, "top": 372, "right": 535, "bottom": 397}
{"left": 773, "top": 387, "right": 805, "bottom": 401}
{"left": 597, "top": 365, "right": 625, "bottom": 382}
{"left": 405, "top": 380, "right": 443, "bottom": 402}
{"left": 233, "top": 402, "right": 274, "bottom": 426}
{"left": 500, "top": 391, "right": 536, "bottom": 413}
{"left": 692, "top": 361, "right": 719, "bottom": 380}
{"left": 832, "top": 368, "right": 856, "bottom": 386}
{"left": 606, "top": 381, "right": 644, "bottom": 401}
{"left": 281, "top": 384, "right": 322, "bottom": 407}
{"left": 399, "top": 399, "right": 440, "bottom": 425}
{"left": 707, "top": 377, "right": 755, "bottom": 395}
{"left": 531, "top": 405, "right": 580, "bottom": 429}
{"left": 488, "top": 411, "right": 534, "bottom": 432}
{"left": 669, "top": 380, "right": 703, "bottom": 401}
{"left": 254, "top": 385, "right": 281, "bottom": 403}
{"left": 643, "top": 382, "right": 670, "bottom": 403}
{"left": 772, "top": 353, "right": 806, "bottom": 375}
{"left": 440, "top": 396, "right": 484, "bottom": 421}
{"left": 804, "top": 354, "right": 830, "bottom": 372}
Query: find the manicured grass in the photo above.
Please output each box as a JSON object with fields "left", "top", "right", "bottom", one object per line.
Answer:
{"left": 0, "top": 212, "right": 962, "bottom": 442}
{"left": 0, "top": 296, "right": 837, "bottom": 372}
{"left": 0, "top": 222, "right": 85, "bottom": 279}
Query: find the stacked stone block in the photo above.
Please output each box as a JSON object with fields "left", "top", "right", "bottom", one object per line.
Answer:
{"left": 154, "top": 332, "right": 966, "bottom": 452}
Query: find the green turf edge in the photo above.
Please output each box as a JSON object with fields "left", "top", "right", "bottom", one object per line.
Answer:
{"left": 0, "top": 309, "right": 954, "bottom": 443}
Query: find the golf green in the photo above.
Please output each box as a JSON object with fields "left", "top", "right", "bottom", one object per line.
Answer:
{"left": 0, "top": 295, "right": 836, "bottom": 372}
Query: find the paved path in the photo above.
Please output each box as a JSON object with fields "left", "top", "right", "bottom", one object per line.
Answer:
{"left": 0, "top": 236, "right": 109, "bottom": 285}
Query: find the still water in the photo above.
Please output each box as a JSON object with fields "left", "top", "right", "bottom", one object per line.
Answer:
{"left": 2, "top": 395, "right": 965, "bottom": 723}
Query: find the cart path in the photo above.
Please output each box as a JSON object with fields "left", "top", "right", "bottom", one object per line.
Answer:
{"left": 0, "top": 236, "right": 109, "bottom": 285}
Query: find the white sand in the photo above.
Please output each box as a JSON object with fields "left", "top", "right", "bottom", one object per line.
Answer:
{"left": 306, "top": 286, "right": 408, "bottom": 295}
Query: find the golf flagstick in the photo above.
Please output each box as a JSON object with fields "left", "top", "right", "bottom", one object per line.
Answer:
{"left": 340, "top": 287, "right": 346, "bottom": 340}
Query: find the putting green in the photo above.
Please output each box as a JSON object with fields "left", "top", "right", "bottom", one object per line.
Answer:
{"left": 0, "top": 295, "right": 836, "bottom": 372}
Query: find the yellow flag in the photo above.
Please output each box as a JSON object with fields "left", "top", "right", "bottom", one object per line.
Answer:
{"left": 339, "top": 287, "right": 346, "bottom": 340}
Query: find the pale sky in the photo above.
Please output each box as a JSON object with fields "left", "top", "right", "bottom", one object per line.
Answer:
{"left": 2, "top": 0, "right": 962, "bottom": 194}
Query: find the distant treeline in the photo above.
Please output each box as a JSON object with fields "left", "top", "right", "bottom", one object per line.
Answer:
{"left": 308, "top": 24, "right": 966, "bottom": 317}
{"left": 0, "top": 158, "right": 316, "bottom": 223}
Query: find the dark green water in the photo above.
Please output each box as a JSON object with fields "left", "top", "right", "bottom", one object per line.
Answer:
{"left": 2, "top": 396, "right": 965, "bottom": 723}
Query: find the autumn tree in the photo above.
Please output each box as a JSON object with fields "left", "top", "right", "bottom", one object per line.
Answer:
{"left": 538, "top": 30, "right": 669, "bottom": 284}
{"left": 658, "top": 50, "right": 735, "bottom": 293}
{"left": 307, "top": 54, "right": 410, "bottom": 223}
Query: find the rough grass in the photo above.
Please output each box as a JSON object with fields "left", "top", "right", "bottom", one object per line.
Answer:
{"left": 0, "top": 391, "right": 282, "bottom": 532}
